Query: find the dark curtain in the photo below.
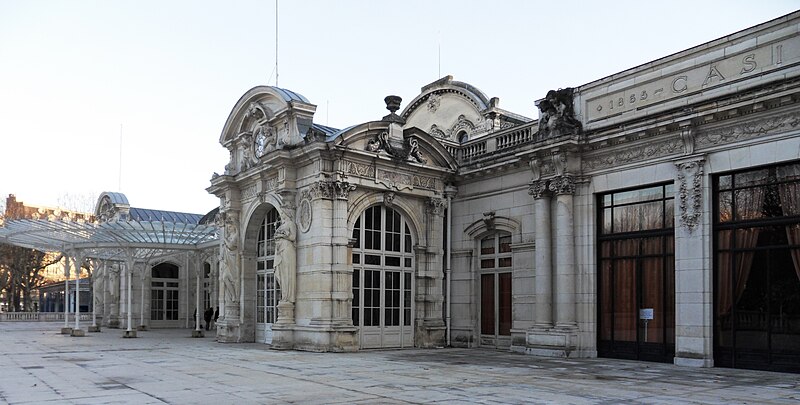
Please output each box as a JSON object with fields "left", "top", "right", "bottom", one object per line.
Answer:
{"left": 717, "top": 186, "right": 764, "bottom": 316}
{"left": 613, "top": 239, "right": 638, "bottom": 342}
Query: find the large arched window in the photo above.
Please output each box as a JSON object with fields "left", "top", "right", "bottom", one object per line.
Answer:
{"left": 151, "top": 263, "right": 179, "bottom": 321}
{"left": 351, "top": 205, "right": 415, "bottom": 348}
{"left": 256, "top": 208, "right": 281, "bottom": 330}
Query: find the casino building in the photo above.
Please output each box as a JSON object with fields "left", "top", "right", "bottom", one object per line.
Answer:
{"left": 204, "top": 12, "right": 800, "bottom": 372}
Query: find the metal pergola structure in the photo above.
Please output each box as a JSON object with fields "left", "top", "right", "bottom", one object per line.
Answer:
{"left": 0, "top": 217, "right": 219, "bottom": 337}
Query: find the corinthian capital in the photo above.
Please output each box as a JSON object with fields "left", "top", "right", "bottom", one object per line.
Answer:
{"left": 333, "top": 181, "right": 357, "bottom": 200}
{"left": 548, "top": 175, "right": 575, "bottom": 195}
{"left": 426, "top": 197, "right": 446, "bottom": 216}
{"left": 528, "top": 179, "right": 550, "bottom": 199}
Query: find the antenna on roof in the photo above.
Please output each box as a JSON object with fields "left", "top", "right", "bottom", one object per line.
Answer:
{"left": 326, "top": 100, "right": 329, "bottom": 126}
{"left": 275, "top": 0, "right": 279, "bottom": 87}
{"left": 118, "top": 124, "right": 123, "bottom": 192}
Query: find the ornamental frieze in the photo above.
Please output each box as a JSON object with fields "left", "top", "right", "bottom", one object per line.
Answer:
{"left": 343, "top": 160, "right": 376, "bottom": 178}
{"left": 695, "top": 111, "right": 800, "bottom": 149}
{"left": 582, "top": 137, "right": 683, "bottom": 171}
{"left": 241, "top": 183, "right": 258, "bottom": 202}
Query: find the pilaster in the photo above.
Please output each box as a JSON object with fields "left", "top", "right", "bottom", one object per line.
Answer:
{"left": 672, "top": 156, "right": 714, "bottom": 367}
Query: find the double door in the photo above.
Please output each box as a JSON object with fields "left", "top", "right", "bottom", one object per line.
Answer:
{"left": 480, "top": 272, "right": 512, "bottom": 348}
{"left": 353, "top": 268, "right": 414, "bottom": 349}
{"left": 598, "top": 236, "right": 675, "bottom": 362}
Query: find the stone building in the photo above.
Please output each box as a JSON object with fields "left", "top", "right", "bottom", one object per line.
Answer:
{"left": 206, "top": 12, "right": 800, "bottom": 373}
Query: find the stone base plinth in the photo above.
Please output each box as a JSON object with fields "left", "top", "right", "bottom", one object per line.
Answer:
{"left": 290, "top": 325, "right": 359, "bottom": 352}
{"left": 123, "top": 330, "right": 137, "bottom": 338}
{"left": 88, "top": 325, "right": 101, "bottom": 333}
{"left": 523, "top": 327, "right": 581, "bottom": 358}
{"left": 108, "top": 316, "right": 119, "bottom": 329}
{"left": 70, "top": 329, "right": 85, "bottom": 337}
{"left": 191, "top": 330, "right": 205, "bottom": 338}
{"left": 137, "top": 325, "right": 148, "bottom": 331}
{"left": 415, "top": 322, "right": 446, "bottom": 348}
{"left": 60, "top": 327, "right": 73, "bottom": 334}
{"left": 270, "top": 325, "right": 294, "bottom": 350}
{"left": 216, "top": 319, "right": 242, "bottom": 343}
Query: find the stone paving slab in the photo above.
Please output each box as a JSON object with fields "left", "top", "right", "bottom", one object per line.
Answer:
{"left": 0, "top": 322, "right": 798, "bottom": 404}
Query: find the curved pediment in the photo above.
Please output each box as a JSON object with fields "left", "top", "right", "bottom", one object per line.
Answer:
{"left": 401, "top": 75, "right": 531, "bottom": 144}
{"left": 219, "top": 86, "right": 315, "bottom": 147}
{"left": 401, "top": 76, "right": 490, "bottom": 143}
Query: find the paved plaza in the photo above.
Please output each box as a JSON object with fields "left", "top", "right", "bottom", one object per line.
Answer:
{"left": 0, "top": 322, "right": 797, "bottom": 404}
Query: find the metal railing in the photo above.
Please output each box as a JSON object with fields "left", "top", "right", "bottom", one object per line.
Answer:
{"left": 0, "top": 312, "right": 92, "bottom": 322}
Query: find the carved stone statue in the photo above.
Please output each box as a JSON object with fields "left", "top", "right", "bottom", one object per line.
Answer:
{"left": 273, "top": 213, "right": 297, "bottom": 304}
{"left": 537, "top": 88, "right": 581, "bottom": 137}
{"left": 108, "top": 265, "right": 120, "bottom": 306}
{"left": 219, "top": 212, "right": 240, "bottom": 308}
{"left": 93, "top": 263, "right": 104, "bottom": 313}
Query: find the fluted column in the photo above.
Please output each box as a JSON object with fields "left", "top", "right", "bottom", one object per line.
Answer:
{"left": 550, "top": 175, "right": 577, "bottom": 329}
{"left": 529, "top": 180, "right": 552, "bottom": 329}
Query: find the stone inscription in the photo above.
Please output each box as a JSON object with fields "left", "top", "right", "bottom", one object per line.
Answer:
{"left": 587, "top": 38, "right": 799, "bottom": 122}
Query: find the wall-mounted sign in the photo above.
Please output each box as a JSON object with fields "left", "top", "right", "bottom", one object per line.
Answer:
{"left": 639, "top": 308, "right": 654, "bottom": 320}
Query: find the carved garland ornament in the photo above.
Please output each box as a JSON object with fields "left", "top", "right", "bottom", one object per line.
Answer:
{"left": 675, "top": 159, "right": 704, "bottom": 231}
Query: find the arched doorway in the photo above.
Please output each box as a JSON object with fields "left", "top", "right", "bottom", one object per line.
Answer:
{"left": 254, "top": 208, "right": 281, "bottom": 344}
{"left": 351, "top": 205, "right": 415, "bottom": 349}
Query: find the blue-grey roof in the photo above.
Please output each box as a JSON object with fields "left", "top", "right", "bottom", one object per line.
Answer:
{"left": 326, "top": 124, "right": 357, "bottom": 142}
{"left": 99, "top": 192, "right": 129, "bottom": 205}
{"left": 273, "top": 87, "right": 310, "bottom": 103}
{"left": 312, "top": 123, "right": 339, "bottom": 136}
{"left": 128, "top": 208, "right": 204, "bottom": 224}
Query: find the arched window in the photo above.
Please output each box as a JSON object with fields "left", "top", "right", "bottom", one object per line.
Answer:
{"left": 457, "top": 131, "right": 469, "bottom": 143}
{"left": 151, "top": 263, "right": 179, "bottom": 321}
{"left": 256, "top": 209, "right": 281, "bottom": 327}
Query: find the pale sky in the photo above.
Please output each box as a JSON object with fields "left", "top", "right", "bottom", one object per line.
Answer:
{"left": 1, "top": 1, "right": 797, "bottom": 215}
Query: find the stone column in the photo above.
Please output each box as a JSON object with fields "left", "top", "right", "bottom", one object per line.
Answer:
{"left": 529, "top": 180, "right": 552, "bottom": 329}
{"left": 108, "top": 263, "right": 120, "bottom": 328}
{"left": 673, "top": 157, "right": 713, "bottom": 367}
{"left": 550, "top": 175, "right": 577, "bottom": 329}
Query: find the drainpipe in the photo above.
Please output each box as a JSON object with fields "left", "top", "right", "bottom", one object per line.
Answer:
{"left": 445, "top": 186, "right": 456, "bottom": 347}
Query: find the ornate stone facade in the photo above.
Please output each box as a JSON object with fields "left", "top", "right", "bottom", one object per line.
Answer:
{"left": 199, "top": 13, "right": 800, "bottom": 374}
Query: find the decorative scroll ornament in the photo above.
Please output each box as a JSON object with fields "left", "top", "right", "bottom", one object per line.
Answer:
{"left": 528, "top": 180, "right": 550, "bottom": 199}
{"left": 537, "top": 88, "right": 581, "bottom": 138}
{"left": 548, "top": 175, "right": 575, "bottom": 195}
{"left": 675, "top": 159, "right": 705, "bottom": 231}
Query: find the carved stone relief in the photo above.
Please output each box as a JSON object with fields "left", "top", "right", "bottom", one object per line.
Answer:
{"left": 675, "top": 159, "right": 704, "bottom": 231}
{"left": 426, "top": 197, "right": 446, "bottom": 216}
{"left": 695, "top": 111, "right": 800, "bottom": 149}
{"left": 298, "top": 198, "right": 312, "bottom": 233}
{"left": 528, "top": 180, "right": 550, "bottom": 199}
{"left": 364, "top": 132, "right": 427, "bottom": 164}
{"left": 427, "top": 93, "right": 441, "bottom": 113}
{"left": 548, "top": 175, "right": 576, "bottom": 195}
